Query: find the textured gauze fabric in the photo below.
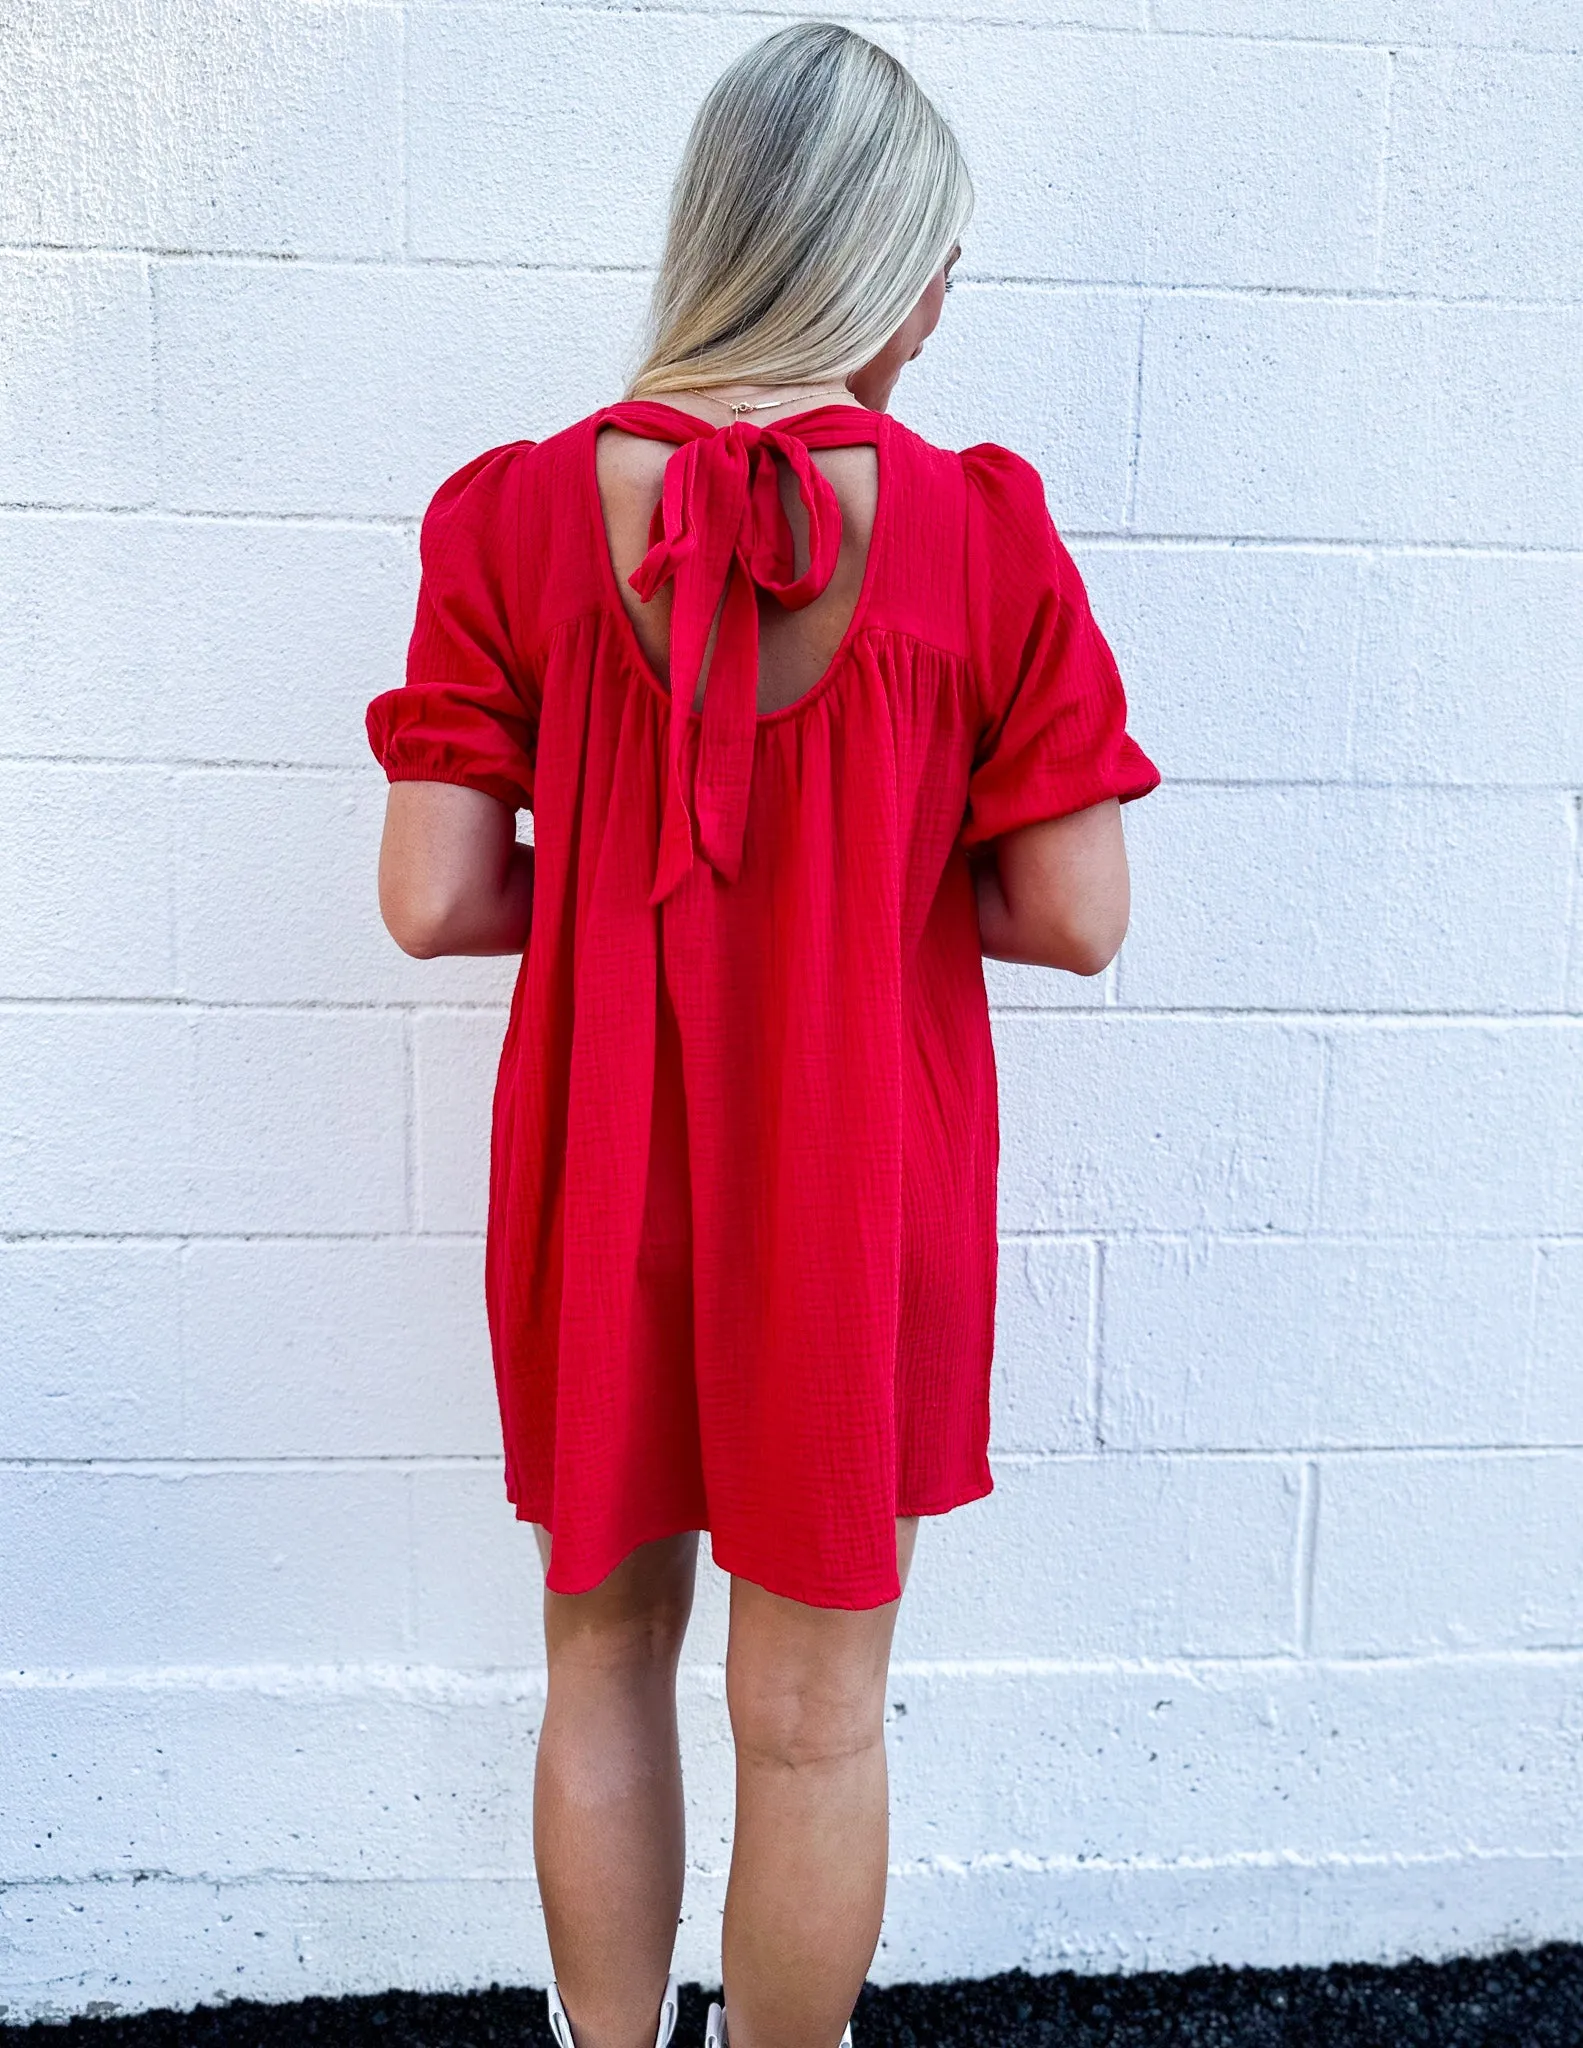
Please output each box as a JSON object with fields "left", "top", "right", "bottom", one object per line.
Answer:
{"left": 367, "top": 401, "right": 1161, "bottom": 1608}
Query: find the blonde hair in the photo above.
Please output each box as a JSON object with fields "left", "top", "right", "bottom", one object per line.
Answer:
{"left": 628, "top": 23, "right": 973, "bottom": 398}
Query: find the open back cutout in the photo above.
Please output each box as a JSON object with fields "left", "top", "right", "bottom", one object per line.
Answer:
{"left": 596, "top": 426, "right": 879, "bottom": 717}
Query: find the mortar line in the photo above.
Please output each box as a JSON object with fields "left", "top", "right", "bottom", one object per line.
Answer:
{"left": 10, "top": 1645, "right": 1583, "bottom": 1691}
{"left": 163, "top": 760, "right": 182, "bottom": 1015}
{"left": 9, "top": 1227, "right": 1583, "bottom": 1250}
{"left": 992, "top": 1445, "right": 1583, "bottom": 1463}
{"left": 1307, "top": 1031, "right": 1333, "bottom": 1231}
{"left": 1294, "top": 1458, "right": 1320, "bottom": 1654}
{"left": 398, "top": 0, "right": 411, "bottom": 263}
{"left": 402, "top": 1010, "right": 417, "bottom": 1232}
{"left": 1341, "top": 551, "right": 1370, "bottom": 779}
{"left": 1370, "top": 46, "right": 1399, "bottom": 290}
{"left": 1562, "top": 792, "right": 1583, "bottom": 1003}
{"left": 1088, "top": 1238, "right": 1106, "bottom": 1448}
{"left": 9, "top": 245, "right": 1583, "bottom": 312}
{"left": 0, "top": 1230, "right": 494, "bottom": 1245}
{"left": 10, "top": 757, "right": 1583, "bottom": 788}
{"left": 403, "top": 1464, "right": 419, "bottom": 1657}
{"left": 8, "top": 1845, "right": 1583, "bottom": 1898}
{"left": 1143, "top": 25, "right": 1573, "bottom": 53}
{"left": 0, "top": 501, "right": 419, "bottom": 528}
{"left": 0, "top": 9, "right": 1565, "bottom": 56}
{"left": 8, "top": 1844, "right": 1583, "bottom": 1894}
{"left": 888, "top": 1842, "right": 1583, "bottom": 1877}
{"left": 1122, "top": 295, "right": 1147, "bottom": 529}
{"left": 938, "top": 273, "right": 1581, "bottom": 311}
{"left": 175, "top": 1238, "right": 191, "bottom": 1458}
{"left": 0, "top": 1457, "right": 505, "bottom": 1473}
{"left": 3, "top": 501, "right": 1580, "bottom": 557}
{"left": 144, "top": 255, "right": 161, "bottom": 514}
{"left": 886, "top": 1643, "right": 1583, "bottom": 1674}
{"left": 990, "top": 1007, "right": 1583, "bottom": 1024}
{"left": 9, "top": 1444, "right": 1580, "bottom": 1474}
{"left": 0, "top": 997, "right": 513, "bottom": 1014}
{"left": 394, "top": 1, "right": 1574, "bottom": 55}
{"left": 8, "top": 998, "right": 1582, "bottom": 1022}
{"left": 4, "top": 758, "right": 403, "bottom": 774}
{"left": 1010, "top": 1228, "right": 1583, "bottom": 1246}
{"left": 1517, "top": 1242, "right": 1547, "bottom": 1443}
{"left": 1062, "top": 536, "right": 1583, "bottom": 557}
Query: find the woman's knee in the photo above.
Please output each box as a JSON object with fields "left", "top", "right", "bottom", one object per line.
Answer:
{"left": 730, "top": 1671, "right": 886, "bottom": 1772}
{"left": 726, "top": 1589, "right": 896, "bottom": 1772}
{"left": 540, "top": 1528, "right": 699, "bottom": 1674}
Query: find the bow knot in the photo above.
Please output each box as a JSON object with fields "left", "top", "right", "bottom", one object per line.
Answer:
{"left": 597, "top": 402, "right": 876, "bottom": 905}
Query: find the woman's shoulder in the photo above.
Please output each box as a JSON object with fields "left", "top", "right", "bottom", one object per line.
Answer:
{"left": 951, "top": 439, "right": 1064, "bottom": 573}
{"left": 420, "top": 438, "right": 531, "bottom": 516}
{"left": 957, "top": 438, "right": 1050, "bottom": 522}
{"left": 887, "top": 418, "right": 1048, "bottom": 509}
{"left": 415, "top": 424, "right": 601, "bottom": 570}
{"left": 419, "top": 416, "right": 600, "bottom": 513}
{"left": 413, "top": 422, "right": 608, "bottom": 648}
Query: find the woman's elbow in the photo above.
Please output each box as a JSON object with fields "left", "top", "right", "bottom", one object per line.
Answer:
{"left": 986, "top": 804, "right": 1133, "bottom": 977}
{"left": 379, "top": 878, "right": 460, "bottom": 958}
{"left": 1054, "top": 930, "right": 1122, "bottom": 977}
{"left": 1042, "top": 912, "right": 1128, "bottom": 977}
{"left": 383, "top": 912, "right": 447, "bottom": 960}
{"left": 1020, "top": 882, "right": 1131, "bottom": 975}
{"left": 390, "top": 923, "right": 446, "bottom": 961}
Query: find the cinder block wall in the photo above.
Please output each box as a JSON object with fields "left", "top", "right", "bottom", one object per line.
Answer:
{"left": 3, "top": 0, "right": 1581, "bottom": 2023}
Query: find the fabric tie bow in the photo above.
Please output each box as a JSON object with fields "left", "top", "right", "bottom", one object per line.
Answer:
{"left": 597, "top": 401, "right": 881, "bottom": 906}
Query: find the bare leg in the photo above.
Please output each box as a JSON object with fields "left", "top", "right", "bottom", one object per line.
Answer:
{"left": 532, "top": 1525, "right": 699, "bottom": 2048}
{"left": 719, "top": 1519, "right": 921, "bottom": 2048}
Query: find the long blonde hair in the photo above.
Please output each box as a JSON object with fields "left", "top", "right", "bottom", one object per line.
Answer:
{"left": 628, "top": 23, "right": 973, "bottom": 398}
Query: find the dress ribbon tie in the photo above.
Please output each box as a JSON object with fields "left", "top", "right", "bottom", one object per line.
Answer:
{"left": 596, "top": 402, "right": 881, "bottom": 906}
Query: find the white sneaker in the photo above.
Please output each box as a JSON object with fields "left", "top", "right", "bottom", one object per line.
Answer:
{"left": 548, "top": 1972, "right": 680, "bottom": 2048}
{"left": 703, "top": 2002, "right": 852, "bottom": 2048}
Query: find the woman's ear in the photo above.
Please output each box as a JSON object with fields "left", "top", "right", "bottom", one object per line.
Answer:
{"left": 849, "top": 253, "right": 959, "bottom": 409}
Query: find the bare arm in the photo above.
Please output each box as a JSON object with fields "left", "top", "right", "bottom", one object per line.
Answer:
{"left": 381, "top": 779, "right": 1124, "bottom": 971}
{"left": 971, "top": 797, "right": 1131, "bottom": 974}
{"left": 378, "top": 781, "right": 533, "bottom": 958}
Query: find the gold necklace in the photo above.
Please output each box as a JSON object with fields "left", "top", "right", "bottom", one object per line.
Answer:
{"left": 709, "top": 383, "right": 852, "bottom": 421}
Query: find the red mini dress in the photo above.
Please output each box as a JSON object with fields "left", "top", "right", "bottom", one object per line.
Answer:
{"left": 368, "top": 402, "right": 1160, "bottom": 1609}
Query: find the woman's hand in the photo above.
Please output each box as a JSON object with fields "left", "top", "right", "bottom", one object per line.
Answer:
{"left": 971, "top": 798, "right": 1131, "bottom": 974}
{"left": 378, "top": 781, "right": 534, "bottom": 957}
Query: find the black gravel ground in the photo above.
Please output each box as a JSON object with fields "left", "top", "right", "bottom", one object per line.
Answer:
{"left": 5, "top": 1947, "right": 1582, "bottom": 2048}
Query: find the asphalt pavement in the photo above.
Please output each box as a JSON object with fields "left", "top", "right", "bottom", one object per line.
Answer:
{"left": 6, "top": 1947, "right": 1581, "bottom": 2048}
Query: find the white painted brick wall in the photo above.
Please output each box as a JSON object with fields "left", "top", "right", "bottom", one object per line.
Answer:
{"left": 1, "top": 0, "right": 1579, "bottom": 2023}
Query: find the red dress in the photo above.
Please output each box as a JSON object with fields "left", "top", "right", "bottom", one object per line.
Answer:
{"left": 367, "top": 402, "right": 1160, "bottom": 1609}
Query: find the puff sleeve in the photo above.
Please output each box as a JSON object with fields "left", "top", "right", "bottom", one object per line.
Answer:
{"left": 960, "top": 443, "right": 1160, "bottom": 849}
{"left": 366, "top": 442, "right": 539, "bottom": 810}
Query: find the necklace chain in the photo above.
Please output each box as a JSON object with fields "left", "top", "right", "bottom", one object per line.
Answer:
{"left": 712, "top": 383, "right": 851, "bottom": 421}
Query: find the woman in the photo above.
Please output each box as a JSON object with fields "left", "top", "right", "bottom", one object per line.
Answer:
{"left": 368, "top": 22, "right": 1159, "bottom": 2048}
